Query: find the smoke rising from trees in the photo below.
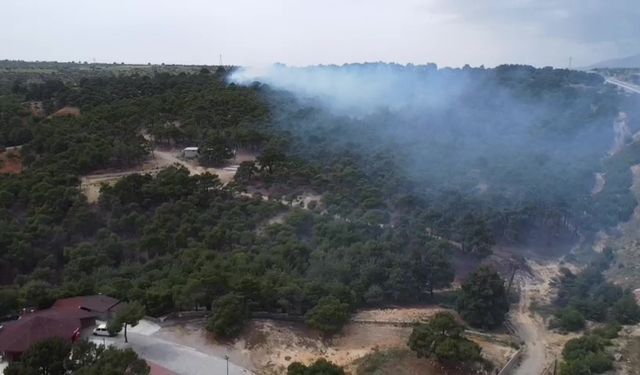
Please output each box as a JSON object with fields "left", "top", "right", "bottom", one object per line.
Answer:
{"left": 232, "top": 64, "right": 621, "bottom": 224}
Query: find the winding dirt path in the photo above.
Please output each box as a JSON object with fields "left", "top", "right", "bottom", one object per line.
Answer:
{"left": 510, "top": 261, "right": 576, "bottom": 375}
{"left": 511, "top": 270, "right": 549, "bottom": 375}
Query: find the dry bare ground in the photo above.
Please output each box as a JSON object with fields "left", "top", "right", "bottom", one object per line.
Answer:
{"left": 606, "top": 164, "right": 640, "bottom": 290}
{"left": 615, "top": 325, "right": 640, "bottom": 375}
{"left": 80, "top": 148, "right": 258, "bottom": 203}
{"left": 510, "top": 260, "right": 578, "bottom": 375}
{"left": 157, "top": 307, "right": 517, "bottom": 375}
{"left": 0, "top": 149, "right": 22, "bottom": 174}
{"left": 28, "top": 101, "right": 45, "bottom": 117}
{"left": 152, "top": 148, "right": 256, "bottom": 184}
{"left": 602, "top": 164, "right": 640, "bottom": 374}
{"left": 50, "top": 106, "right": 81, "bottom": 118}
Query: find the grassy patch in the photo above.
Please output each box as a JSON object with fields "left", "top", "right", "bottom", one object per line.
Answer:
{"left": 355, "top": 349, "right": 410, "bottom": 375}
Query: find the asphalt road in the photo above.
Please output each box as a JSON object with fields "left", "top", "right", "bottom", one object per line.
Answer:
{"left": 605, "top": 77, "right": 640, "bottom": 94}
{"left": 90, "top": 333, "right": 252, "bottom": 375}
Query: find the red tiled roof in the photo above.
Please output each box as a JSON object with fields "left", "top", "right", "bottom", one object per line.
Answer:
{"left": 53, "top": 295, "right": 121, "bottom": 313}
{"left": 35, "top": 307, "right": 96, "bottom": 321}
{"left": 0, "top": 313, "right": 80, "bottom": 354}
{"left": 0, "top": 295, "right": 122, "bottom": 355}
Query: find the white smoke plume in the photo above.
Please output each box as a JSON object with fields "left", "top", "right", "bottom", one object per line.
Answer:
{"left": 611, "top": 112, "right": 631, "bottom": 155}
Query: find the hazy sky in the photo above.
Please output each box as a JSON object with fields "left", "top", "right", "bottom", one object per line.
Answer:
{"left": 2, "top": 0, "right": 638, "bottom": 68}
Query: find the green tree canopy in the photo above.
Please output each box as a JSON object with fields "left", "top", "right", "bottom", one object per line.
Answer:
{"left": 199, "top": 133, "right": 234, "bottom": 167}
{"left": 206, "top": 292, "right": 249, "bottom": 338}
{"left": 456, "top": 266, "right": 509, "bottom": 329}
{"left": 611, "top": 292, "right": 640, "bottom": 324}
{"left": 4, "top": 339, "right": 149, "bottom": 375}
{"left": 407, "top": 312, "right": 482, "bottom": 363}
{"left": 560, "top": 335, "right": 613, "bottom": 375}
{"left": 304, "top": 296, "right": 351, "bottom": 335}
{"left": 4, "top": 338, "right": 70, "bottom": 375}
{"left": 555, "top": 308, "right": 586, "bottom": 332}
{"left": 110, "top": 301, "right": 145, "bottom": 343}
{"left": 287, "top": 358, "right": 345, "bottom": 375}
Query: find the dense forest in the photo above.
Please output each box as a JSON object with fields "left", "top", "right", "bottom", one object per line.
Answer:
{"left": 1, "top": 61, "right": 639, "bottom": 335}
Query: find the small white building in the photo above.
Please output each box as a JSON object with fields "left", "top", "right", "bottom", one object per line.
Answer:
{"left": 182, "top": 147, "right": 199, "bottom": 159}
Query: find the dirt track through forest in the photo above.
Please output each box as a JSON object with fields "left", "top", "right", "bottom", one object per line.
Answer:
{"left": 510, "top": 261, "right": 577, "bottom": 375}
{"left": 81, "top": 149, "right": 257, "bottom": 203}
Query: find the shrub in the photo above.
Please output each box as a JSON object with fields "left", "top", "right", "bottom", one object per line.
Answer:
{"left": 555, "top": 308, "right": 585, "bottom": 332}
{"left": 206, "top": 293, "right": 249, "bottom": 338}
{"left": 305, "top": 296, "right": 350, "bottom": 334}
{"left": 408, "top": 312, "right": 482, "bottom": 363}
{"left": 287, "top": 359, "right": 345, "bottom": 375}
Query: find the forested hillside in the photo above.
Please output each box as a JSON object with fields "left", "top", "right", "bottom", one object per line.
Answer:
{"left": 1, "top": 61, "right": 638, "bottom": 334}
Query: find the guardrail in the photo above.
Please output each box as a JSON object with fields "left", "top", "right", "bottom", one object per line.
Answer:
{"left": 497, "top": 347, "right": 523, "bottom": 375}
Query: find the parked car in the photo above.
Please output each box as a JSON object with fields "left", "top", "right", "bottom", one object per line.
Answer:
{"left": 92, "top": 323, "right": 114, "bottom": 337}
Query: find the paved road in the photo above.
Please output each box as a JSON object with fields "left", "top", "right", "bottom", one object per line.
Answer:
{"left": 605, "top": 77, "right": 640, "bottom": 94}
{"left": 90, "top": 333, "right": 251, "bottom": 375}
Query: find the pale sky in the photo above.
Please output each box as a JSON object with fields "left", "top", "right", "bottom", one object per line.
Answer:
{"left": 2, "top": 0, "right": 638, "bottom": 68}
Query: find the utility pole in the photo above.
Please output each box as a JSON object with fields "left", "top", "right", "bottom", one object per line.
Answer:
{"left": 219, "top": 53, "right": 223, "bottom": 67}
{"left": 224, "top": 354, "right": 229, "bottom": 375}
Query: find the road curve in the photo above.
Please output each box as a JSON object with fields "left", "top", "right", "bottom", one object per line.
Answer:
{"left": 91, "top": 333, "right": 252, "bottom": 375}
{"left": 605, "top": 77, "right": 640, "bottom": 94}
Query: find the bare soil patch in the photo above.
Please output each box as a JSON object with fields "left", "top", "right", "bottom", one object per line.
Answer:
{"left": 352, "top": 306, "right": 448, "bottom": 324}
{"left": 51, "top": 106, "right": 80, "bottom": 118}
{"left": 615, "top": 325, "right": 640, "bottom": 375}
{"left": 153, "top": 148, "right": 257, "bottom": 184}
{"left": 157, "top": 307, "right": 516, "bottom": 375}
{"left": 352, "top": 349, "right": 470, "bottom": 375}
{"left": 80, "top": 158, "right": 167, "bottom": 203}
{"left": 0, "top": 150, "right": 23, "bottom": 174}
{"left": 28, "top": 101, "right": 45, "bottom": 117}
{"left": 509, "top": 260, "right": 578, "bottom": 375}
{"left": 606, "top": 164, "right": 640, "bottom": 289}
{"left": 80, "top": 149, "right": 259, "bottom": 203}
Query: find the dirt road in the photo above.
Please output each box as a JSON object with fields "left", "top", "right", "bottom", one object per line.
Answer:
{"left": 510, "top": 261, "right": 576, "bottom": 375}
{"left": 81, "top": 149, "right": 257, "bottom": 203}
{"left": 153, "top": 150, "right": 201, "bottom": 175}
{"left": 153, "top": 149, "right": 242, "bottom": 183}
{"left": 511, "top": 272, "right": 548, "bottom": 375}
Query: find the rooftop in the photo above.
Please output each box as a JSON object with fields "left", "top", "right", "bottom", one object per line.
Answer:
{"left": 0, "top": 312, "right": 84, "bottom": 354}
{"left": 53, "top": 295, "right": 123, "bottom": 313}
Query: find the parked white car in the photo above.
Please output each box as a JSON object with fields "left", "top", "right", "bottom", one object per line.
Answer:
{"left": 92, "top": 323, "right": 114, "bottom": 337}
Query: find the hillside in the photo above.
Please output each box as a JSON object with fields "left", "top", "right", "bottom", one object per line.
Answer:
{"left": 588, "top": 54, "right": 640, "bottom": 69}
{"left": 1, "top": 61, "right": 640, "bottom": 374}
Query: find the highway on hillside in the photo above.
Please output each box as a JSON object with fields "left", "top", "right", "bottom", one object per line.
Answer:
{"left": 605, "top": 76, "right": 640, "bottom": 94}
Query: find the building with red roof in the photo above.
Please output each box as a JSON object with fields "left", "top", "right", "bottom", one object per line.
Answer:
{"left": 53, "top": 295, "right": 126, "bottom": 321}
{"left": 0, "top": 295, "right": 123, "bottom": 361}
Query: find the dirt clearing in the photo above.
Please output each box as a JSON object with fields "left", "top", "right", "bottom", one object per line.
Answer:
{"left": 510, "top": 260, "right": 578, "bottom": 375}
{"left": 80, "top": 157, "right": 167, "bottom": 203}
{"left": 606, "top": 164, "right": 640, "bottom": 288}
{"left": 157, "top": 307, "right": 516, "bottom": 375}
{"left": 0, "top": 149, "right": 23, "bottom": 174}
{"left": 153, "top": 148, "right": 257, "bottom": 184}
{"left": 352, "top": 349, "right": 469, "bottom": 375}
{"left": 615, "top": 325, "right": 640, "bottom": 375}
{"left": 80, "top": 149, "right": 258, "bottom": 203}
{"left": 51, "top": 106, "right": 80, "bottom": 118}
